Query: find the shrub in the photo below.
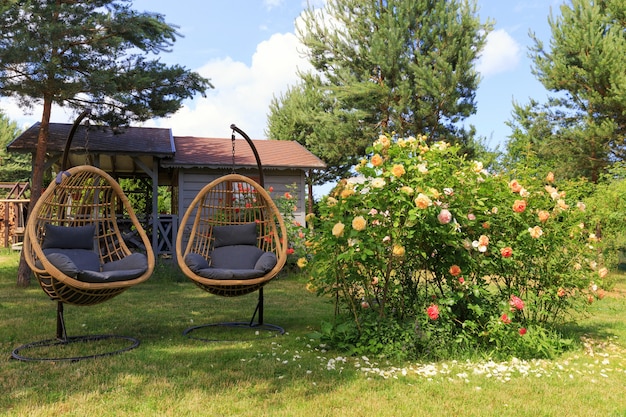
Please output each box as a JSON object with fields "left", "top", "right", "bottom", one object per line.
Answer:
{"left": 273, "top": 184, "right": 311, "bottom": 270}
{"left": 305, "top": 133, "right": 604, "bottom": 360}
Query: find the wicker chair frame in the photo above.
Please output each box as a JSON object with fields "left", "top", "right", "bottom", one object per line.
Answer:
{"left": 175, "top": 125, "right": 287, "bottom": 337}
{"left": 176, "top": 173, "right": 287, "bottom": 297}
{"left": 23, "top": 165, "right": 155, "bottom": 304}
{"left": 14, "top": 164, "right": 155, "bottom": 361}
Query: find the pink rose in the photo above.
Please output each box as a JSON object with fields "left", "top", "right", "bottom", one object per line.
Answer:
{"left": 437, "top": 209, "right": 452, "bottom": 224}
{"left": 510, "top": 295, "right": 524, "bottom": 310}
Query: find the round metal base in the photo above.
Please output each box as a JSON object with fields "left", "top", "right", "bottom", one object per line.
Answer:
{"left": 11, "top": 334, "right": 140, "bottom": 362}
{"left": 183, "top": 322, "right": 285, "bottom": 342}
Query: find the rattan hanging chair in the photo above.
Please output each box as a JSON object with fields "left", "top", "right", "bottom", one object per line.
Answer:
{"left": 176, "top": 125, "right": 287, "bottom": 339}
{"left": 12, "top": 110, "right": 155, "bottom": 361}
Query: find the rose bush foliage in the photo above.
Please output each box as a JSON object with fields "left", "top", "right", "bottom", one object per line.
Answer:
{"left": 305, "top": 134, "right": 605, "bottom": 360}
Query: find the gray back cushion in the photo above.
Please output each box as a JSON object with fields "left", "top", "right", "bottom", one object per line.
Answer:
{"left": 42, "top": 224, "right": 96, "bottom": 250}
{"left": 212, "top": 223, "right": 257, "bottom": 248}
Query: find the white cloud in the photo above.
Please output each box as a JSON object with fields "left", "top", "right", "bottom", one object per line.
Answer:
{"left": 143, "top": 31, "right": 312, "bottom": 139}
{"left": 263, "top": 0, "right": 284, "bottom": 10}
{"left": 475, "top": 29, "right": 521, "bottom": 78}
{"left": 2, "top": 30, "right": 312, "bottom": 140}
{"left": 0, "top": 96, "right": 75, "bottom": 130}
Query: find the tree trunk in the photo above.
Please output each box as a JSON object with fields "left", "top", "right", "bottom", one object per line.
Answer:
{"left": 16, "top": 97, "right": 53, "bottom": 287}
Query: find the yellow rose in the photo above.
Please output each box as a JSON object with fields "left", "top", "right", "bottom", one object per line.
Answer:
{"left": 538, "top": 210, "right": 550, "bottom": 223}
{"left": 400, "top": 186, "right": 414, "bottom": 195}
{"left": 375, "top": 135, "right": 391, "bottom": 149}
{"left": 391, "top": 164, "right": 405, "bottom": 177}
{"left": 371, "top": 154, "right": 384, "bottom": 167}
{"left": 528, "top": 226, "right": 543, "bottom": 239}
{"left": 352, "top": 216, "right": 367, "bottom": 231}
{"left": 332, "top": 222, "right": 345, "bottom": 237}
{"left": 414, "top": 193, "right": 432, "bottom": 209}
{"left": 392, "top": 244, "right": 405, "bottom": 257}
{"left": 370, "top": 178, "right": 386, "bottom": 188}
{"left": 340, "top": 188, "right": 355, "bottom": 198}
{"left": 297, "top": 258, "right": 308, "bottom": 269}
{"left": 429, "top": 187, "right": 441, "bottom": 200}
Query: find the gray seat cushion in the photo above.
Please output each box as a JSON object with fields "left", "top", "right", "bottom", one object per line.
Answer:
{"left": 185, "top": 244, "right": 277, "bottom": 281}
{"left": 254, "top": 252, "right": 278, "bottom": 272}
{"left": 41, "top": 248, "right": 147, "bottom": 283}
{"left": 102, "top": 253, "right": 148, "bottom": 272}
{"left": 194, "top": 268, "right": 266, "bottom": 280}
{"left": 43, "top": 248, "right": 100, "bottom": 275}
{"left": 185, "top": 253, "right": 210, "bottom": 271}
{"left": 78, "top": 268, "right": 147, "bottom": 283}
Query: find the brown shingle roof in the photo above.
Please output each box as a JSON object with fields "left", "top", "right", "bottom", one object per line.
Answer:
{"left": 162, "top": 136, "right": 326, "bottom": 170}
{"left": 8, "top": 123, "right": 326, "bottom": 171}
{"left": 7, "top": 122, "right": 174, "bottom": 156}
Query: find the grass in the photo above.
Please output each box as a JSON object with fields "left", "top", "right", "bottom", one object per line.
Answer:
{"left": 2, "top": 250, "right": 626, "bottom": 416}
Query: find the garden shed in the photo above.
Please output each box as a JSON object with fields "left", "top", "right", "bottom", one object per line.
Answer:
{"left": 7, "top": 122, "right": 326, "bottom": 255}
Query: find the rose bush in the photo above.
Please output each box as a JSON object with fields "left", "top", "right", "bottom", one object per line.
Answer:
{"left": 305, "top": 133, "right": 604, "bottom": 360}
{"left": 272, "top": 184, "right": 311, "bottom": 270}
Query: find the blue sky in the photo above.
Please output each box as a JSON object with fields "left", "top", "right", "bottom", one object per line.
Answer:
{"left": 2, "top": 0, "right": 563, "bottom": 152}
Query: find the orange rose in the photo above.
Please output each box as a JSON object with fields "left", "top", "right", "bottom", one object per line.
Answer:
{"left": 371, "top": 154, "right": 383, "bottom": 167}
{"left": 512, "top": 199, "right": 527, "bottom": 213}
{"left": 500, "top": 247, "right": 513, "bottom": 258}
{"left": 538, "top": 210, "right": 550, "bottom": 223}
{"left": 509, "top": 179, "right": 522, "bottom": 193}
{"left": 449, "top": 265, "right": 461, "bottom": 276}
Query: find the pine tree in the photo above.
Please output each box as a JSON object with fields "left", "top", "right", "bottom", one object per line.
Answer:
{"left": 0, "top": 113, "right": 30, "bottom": 182}
{"left": 527, "top": 0, "right": 626, "bottom": 182}
{"left": 0, "top": 1, "right": 212, "bottom": 286}
{"left": 268, "top": 0, "right": 491, "bottom": 178}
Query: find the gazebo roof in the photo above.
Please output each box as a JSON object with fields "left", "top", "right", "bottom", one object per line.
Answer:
{"left": 8, "top": 122, "right": 174, "bottom": 156}
{"left": 8, "top": 123, "right": 326, "bottom": 173}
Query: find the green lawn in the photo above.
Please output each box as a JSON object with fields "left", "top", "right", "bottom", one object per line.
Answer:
{"left": 2, "top": 251, "right": 626, "bottom": 416}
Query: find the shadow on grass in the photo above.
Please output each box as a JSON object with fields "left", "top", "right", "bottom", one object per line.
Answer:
{"left": 1, "top": 259, "right": 346, "bottom": 413}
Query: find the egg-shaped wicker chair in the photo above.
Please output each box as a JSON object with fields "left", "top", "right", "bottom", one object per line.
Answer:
{"left": 12, "top": 113, "right": 155, "bottom": 361}
{"left": 176, "top": 125, "right": 287, "bottom": 340}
